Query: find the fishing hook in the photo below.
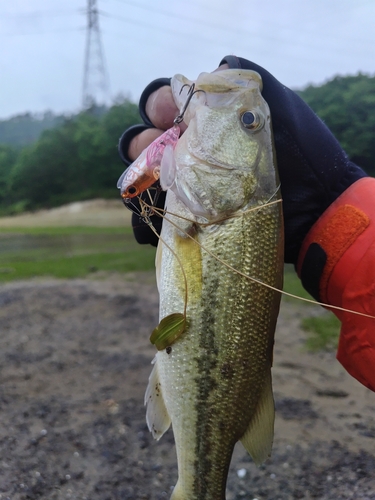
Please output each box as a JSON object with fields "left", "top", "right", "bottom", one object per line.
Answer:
{"left": 122, "top": 184, "right": 164, "bottom": 220}
{"left": 121, "top": 197, "right": 142, "bottom": 216}
{"left": 174, "top": 83, "right": 206, "bottom": 125}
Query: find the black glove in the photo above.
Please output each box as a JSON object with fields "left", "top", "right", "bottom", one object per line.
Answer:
{"left": 118, "top": 79, "right": 170, "bottom": 247}
{"left": 118, "top": 57, "right": 367, "bottom": 264}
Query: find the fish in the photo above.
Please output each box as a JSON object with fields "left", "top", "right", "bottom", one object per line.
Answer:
{"left": 144, "top": 69, "right": 284, "bottom": 500}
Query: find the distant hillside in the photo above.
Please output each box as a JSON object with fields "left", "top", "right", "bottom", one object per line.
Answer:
{"left": 0, "top": 112, "right": 67, "bottom": 148}
{"left": 0, "top": 99, "right": 140, "bottom": 214}
{"left": 0, "top": 103, "right": 112, "bottom": 149}
{"left": 0, "top": 74, "right": 373, "bottom": 216}
{"left": 298, "top": 73, "right": 375, "bottom": 174}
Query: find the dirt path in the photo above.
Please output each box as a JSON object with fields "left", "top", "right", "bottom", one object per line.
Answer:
{"left": 0, "top": 273, "right": 374, "bottom": 499}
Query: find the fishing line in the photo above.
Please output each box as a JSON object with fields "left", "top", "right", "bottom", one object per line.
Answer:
{"left": 139, "top": 207, "right": 188, "bottom": 321}
{"left": 141, "top": 198, "right": 282, "bottom": 228}
{"left": 141, "top": 199, "right": 375, "bottom": 321}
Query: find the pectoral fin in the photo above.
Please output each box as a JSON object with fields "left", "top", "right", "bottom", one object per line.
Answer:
{"left": 144, "top": 356, "right": 171, "bottom": 440}
{"left": 240, "top": 369, "right": 274, "bottom": 465}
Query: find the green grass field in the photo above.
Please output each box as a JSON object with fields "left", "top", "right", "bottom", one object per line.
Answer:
{"left": 0, "top": 226, "right": 156, "bottom": 281}
{"left": 283, "top": 264, "right": 313, "bottom": 302}
{"left": 283, "top": 264, "right": 340, "bottom": 351}
{"left": 0, "top": 226, "right": 339, "bottom": 350}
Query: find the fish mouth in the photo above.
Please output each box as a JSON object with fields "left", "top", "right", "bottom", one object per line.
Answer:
{"left": 187, "top": 141, "right": 262, "bottom": 173}
{"left": 191, "top": 151, "right": 237, "bottom": 171}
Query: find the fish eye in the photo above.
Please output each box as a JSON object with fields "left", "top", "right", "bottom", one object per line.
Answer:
{"left": 240, "top": 111, "right": 263, "bottom": 131}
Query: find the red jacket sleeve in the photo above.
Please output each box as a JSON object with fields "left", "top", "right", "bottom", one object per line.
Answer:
{"left": 297, "top": 177, "right": 375, "bottom": 392}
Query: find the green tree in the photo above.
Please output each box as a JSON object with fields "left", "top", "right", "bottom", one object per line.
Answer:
{"left": 95, "top": 98, "right": 141, "bottom": 191}
{"left": 299, "top": 73, "right": 375, "bottom": 174}
{"left": 0, "top": 145, "right": 18, "bottom": 205}
{"left": 8, "top": 120, "right": 77, "bottom": 208}
{"left": 0, "top": 111, "right": 65, "bottom": 148}
{"left": 6, "top": 99, "right": 140, "bottom": 210}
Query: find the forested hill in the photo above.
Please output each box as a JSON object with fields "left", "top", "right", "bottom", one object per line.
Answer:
{"left": 297, "top": 73, "right": 375, "bottom": 173}
{"left": 0, "top": 112, "right": 66, "bottom": 148}
{"left": 0, "top": 99, "right": 140, "bottom": 214}
{"left": 0, "top": 73, "right": 374, "bottom": 215}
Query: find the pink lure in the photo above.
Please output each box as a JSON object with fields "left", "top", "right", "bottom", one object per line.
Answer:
{"left": 117, "top": 125, "right": 180, "bottom": 199}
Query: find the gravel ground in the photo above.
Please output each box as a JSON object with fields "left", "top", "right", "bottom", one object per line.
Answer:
{"left": 0, "top": 273, "right": 374, "bottom": 500}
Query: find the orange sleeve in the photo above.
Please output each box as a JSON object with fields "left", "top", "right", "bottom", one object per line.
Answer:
{"left": 297, "top": 177, "right": 375, "bottom": 392}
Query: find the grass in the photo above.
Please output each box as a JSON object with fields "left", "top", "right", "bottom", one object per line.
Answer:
{"left": 0, "top": 227, "right": 340, "bottom": 350}
{"left": 0, "top": 226, "right": 156, "bottom": 282}
{"left": 283, "top": 264, "right": 340, "bottom": 352}
{"left": 301, "top": 314, "right": 341, "bottom": 351}
{"left": 283, "top": 264, "right": 314, "bottom": 302}
{"left": 0, "top": 226, "right": 128, "bottom": 235}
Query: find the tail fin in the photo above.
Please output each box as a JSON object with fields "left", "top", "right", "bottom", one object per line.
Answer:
{"left": 240, "top": 369, "right": 274, "bottom": 465}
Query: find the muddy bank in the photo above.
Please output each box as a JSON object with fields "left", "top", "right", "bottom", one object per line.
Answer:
{"left": 0, "top": 274, "right": 374, "bottom": 499}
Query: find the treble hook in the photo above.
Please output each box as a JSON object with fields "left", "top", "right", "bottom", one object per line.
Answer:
{"left": 122, "top": 184, "right": 164, "bottom": 220}
{"left": 174, "top": 83, "right": 205, "bottom": 125}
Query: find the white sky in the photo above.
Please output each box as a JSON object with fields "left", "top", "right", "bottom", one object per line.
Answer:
{"left": 0, "top": 0, "right": 374, "bottom": 119}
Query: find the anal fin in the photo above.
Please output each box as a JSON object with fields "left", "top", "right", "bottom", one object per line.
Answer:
{"left": 144, "top": 356, "right": 171, "bottom": 440}
{"left": 240, "top": 369, "right": 275, "bottom": 465}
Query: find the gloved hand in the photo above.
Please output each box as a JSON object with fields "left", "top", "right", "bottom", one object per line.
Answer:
{"left": 118, "top": 56, "right": 367, "bottom": 268}
{"left": 118, "top": 56, "right": 375, "bottom": 393}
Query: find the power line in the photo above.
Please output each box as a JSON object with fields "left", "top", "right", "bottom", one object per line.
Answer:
{"left": 106, "top": 0, "right": 375, "bottom": 49}
{"left": 0, "top": 2, "right": 373, "bottom": 93}
{"left": 1, "top": 2, "right": 373, "bottom": 49}
{"left": 0, "top": 10, "right": 78, "bottom": 19}
{"left": 0, "top": 27, "right": 83, "bottom": 37}
{"left": 101, "top": 9, "right": 373, "bottom": 63}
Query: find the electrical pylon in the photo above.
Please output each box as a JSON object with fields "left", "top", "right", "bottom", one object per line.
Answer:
{"left": 82, "top": 0, "right": 110, "bottom": 108}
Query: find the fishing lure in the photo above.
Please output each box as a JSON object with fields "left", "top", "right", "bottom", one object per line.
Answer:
{"left": 117, "top": 125, "right": 180, "bottom": 199}
{"left": 117, "top": 83, "right": 203, "bottom": 202}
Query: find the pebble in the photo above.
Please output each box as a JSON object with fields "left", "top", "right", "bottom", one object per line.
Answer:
{"left": 237, "top": 468, "right": 247, "bottom": 478}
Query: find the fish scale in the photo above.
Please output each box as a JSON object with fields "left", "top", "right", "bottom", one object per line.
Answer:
{"left": 145, "top": 69, "right": 284, "bottom": 500}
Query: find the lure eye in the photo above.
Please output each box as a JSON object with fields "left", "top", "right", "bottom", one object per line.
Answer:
{"left": 240, "top": 111, "right": 263, "bottom": 131}
{"left": 127, "top": 185, "right": 137, "bottom": 195}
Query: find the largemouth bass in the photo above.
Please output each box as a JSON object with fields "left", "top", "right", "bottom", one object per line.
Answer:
{"left": 145, "top": 69, "right": 284, "bottom": 500}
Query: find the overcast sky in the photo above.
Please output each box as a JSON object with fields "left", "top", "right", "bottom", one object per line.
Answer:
{"left": 0, "top": 0, "right": 374, "bottom": 119}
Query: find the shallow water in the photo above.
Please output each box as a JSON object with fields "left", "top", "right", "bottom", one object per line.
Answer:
{"left": 0, "top": 233, "right": 127, "bottom": 259}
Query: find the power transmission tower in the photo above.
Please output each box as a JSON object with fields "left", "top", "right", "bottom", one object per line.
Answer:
{"left": 82, "top": 0, "right": 110, "bottom": 108}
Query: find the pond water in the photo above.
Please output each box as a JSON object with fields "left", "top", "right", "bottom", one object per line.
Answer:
{"left": 0, "top": 232, "right": 128, "bottom": 260}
